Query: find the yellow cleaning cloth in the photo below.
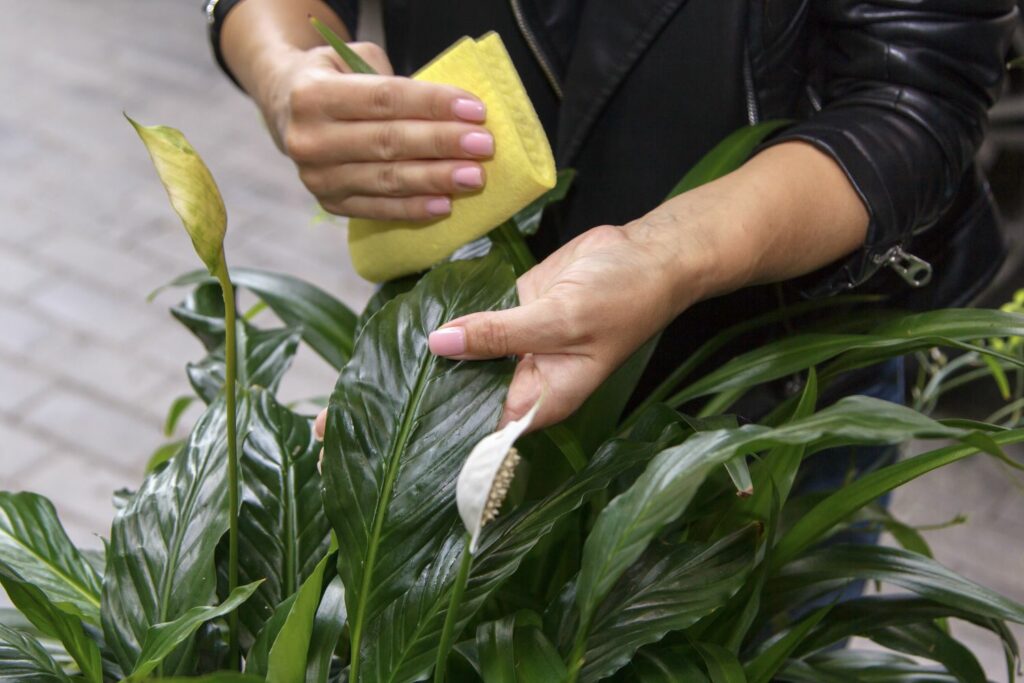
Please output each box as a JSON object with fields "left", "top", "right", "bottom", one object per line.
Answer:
{"left": 347, "top": 32, "right": 557, "bottom": 282}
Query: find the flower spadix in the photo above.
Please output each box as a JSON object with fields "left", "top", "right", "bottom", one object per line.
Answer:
{"left": 457, "top": 396, "right": 541, "bottom": 553}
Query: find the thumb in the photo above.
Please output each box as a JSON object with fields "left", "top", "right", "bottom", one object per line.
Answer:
{"left": 428, "top": 300, "right": 567, "bottom": 360}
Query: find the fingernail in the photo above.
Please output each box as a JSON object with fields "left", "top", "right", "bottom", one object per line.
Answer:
{"left": 452, "top": 98, "right": 486, "bottom": 122}
{"left": 461, "top": 132, "right": 494, "bottom": 157}
{"left": 452, "top": 166, "right": 484, "bottom": 189}
{"left": 429, "top": 328, "right": 466, "bottom": 356}
{"left": 426, "top": 196, "right": 452, "bottom": 216}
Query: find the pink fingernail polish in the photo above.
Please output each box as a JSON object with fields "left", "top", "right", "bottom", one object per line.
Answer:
{"left": 452, "top": 166, "right": 484, "bottom": 189}
{"left": 452, "top": 98, "right": 486, "bottom": 122}
{"left": 426, "top": 197, "right": 452, "bottom": 216}
{"left": 461, "top": 132, "right": 494, "bottom": 157}
{"left": 429, "top": 328, "right": 466, "bottom": 356}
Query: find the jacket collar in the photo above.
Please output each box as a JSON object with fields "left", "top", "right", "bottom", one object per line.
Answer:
{"left": 551, "top": 0, "right": 690, "bottom": 165}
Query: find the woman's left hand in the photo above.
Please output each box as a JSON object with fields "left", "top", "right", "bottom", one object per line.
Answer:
{"left": 427, "top": 221, "right": 709, "bottom": 430}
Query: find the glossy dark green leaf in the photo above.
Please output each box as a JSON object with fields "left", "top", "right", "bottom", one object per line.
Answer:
{"left": 311, "top": 15, "right": 376, "bottom": 73}
{"left": 777, "top": 650, "right": 958, "bottom": 683}
{"left": 188, "top": 326, "right": 301, "bottom": 404}
{"left": 127, "top": 581, "right": 261, "bottom": 681}
{"left": 152, "top": 675, "right": 265, "bottom": 682}
{"left": 867, "top": 622, "right": 985, "bottom": 683}
{"left": 0, "top": 564, "right": 101, "bottom": 683}
{"left": 744, "top": 606, "right": 830, "bottom": 683}
{"left": 264, "top": 554, "right": 331, "bottom": 683}
{"left": 626, "top": 646, "right": 709, "bottom": 683}
{"left": 102, "top": 394, "right": 251, "bottom": 675}
{"left": 665, "top": 121, "right": 791, "bottom": 198}
{"left": 321, "top": 254, "right": 517, "bottom": 682}
{"left": 670, "top": 309, "right": 1024, "bottom": 408}
{"left": 236, "top": 391, "right": 331, "bottom": 646}
{"left": 575, "top": 397, "right": 980, "bottom": 636}
{"left": 475, "top": 612, "right": 566, "bottom": 683}
{"left": 355, "top": 277, "right": 418, "bottom": 338}
{"left": 0, "top": 624, "right": 70, "bottom": 683}
{"left": 580, "top": 526, "right": 759, "bottom": 682}
{"left": 769, "top": 544, "right": 1024, "bottom": 624}
{"left": 165, "top": 396, "right": 198, "bottom": 436}
{"left": 305, "top": 575, "right": 346, "bottom": 683}
{"left": 772, "top": 427, "right": 1024, "bottom": 567}
{"left": 146, "top": 441, "right": 186, "bottom": 475}
{"left": 0, "top": 493, "right": 102, "bottom": 625}
{"left": 245, "top": 593, "right": 297, "bottom": 678}
{"left": 693, "top": 642, "right": 746, "bottom": 683}
{"left": 169, "top": 282, "right": 226, "bottom": 350}
{"left": 157, "top": 268, "right": 358, "bottom": 370}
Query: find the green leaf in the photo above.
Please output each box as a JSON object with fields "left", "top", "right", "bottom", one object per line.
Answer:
{"left": 626, "top": 646, "right": 709, "bottom": 683}
{"left": 157, "top": 268, "right": 358, "bottom": 370}
{"left": 244, "top": 593, "right": 297, "bottom": 677}
{"left": 772, "top": 426, "right": 1024, "bottom": 567}
{"left": 744, "top": 606, "right": 830, "bottom": 683}
{"left": 164, "top": 396, "right": 197, "bottom": 436}
{"left": 101, "top": 394, "right": 251, "bottom": 674}
{"left": 321, "top": 254, "right": 517, "bottom": 682}
{"left": 0, "top": 564, "right": 101, "bottom": 683}
{"left": 304, "top": 576, "right": 346, "bottom": 683}
{"left": 693, "top": 642, "right": 746, "bottom": 683}
{"left": 355, "top": 277, "right": 418, "bottom": 338}
{"left": 777, "top": 650, "right": 959, "bottom": 682}
{"left": 670, "top": 309, "right": 1024, "bottom": 408}
{"left": 574, "top": 397, "right": 980, "bottom": 637}
{"left": 264, "top": 554, "right": 331, "bottom": 683}
{"left": 0, "top": 624, "right": 70, "bottom": 683}
{"left": 866, "top": 622, "right": 985, "bottom": 683}
{"left": 146, "top": 441, "right": 185, "bottom": 475}
{"left": 666, "top": 121, "right": 792, "bottom": 198}
{"left": 310, "top": 15, "right": 377, "bottom": 73}
{"left": 0, "top": 493, "right": 102, "bottom": 624}
{"left": 188, "top": 325, "right": 302, "bottom": 404}
{"left": 147, "top": 673, "right": 265, "bottom": 682}
{"left": 580, "top": 525, "right": 759, "bottom": 682}
{"left": 236, "top": 391, "right": 331, "bottom": 646}
{"left": 127, "top": 116, "right": 227, "bottom": 277}
{"left": 476, "top": 612, "right": 567, "bottom": 683}
{"left": 768, "top": 544, "right": 1024, "bottom": 625}
{"left": 127, "top": 581, "right": 261, "bottom": 681}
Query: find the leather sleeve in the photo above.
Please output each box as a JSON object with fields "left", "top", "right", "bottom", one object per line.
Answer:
{"left": 766, "top": 0, "right": 1017, "bottom": 295}
{"left": 207, "top": 0, "right": 360, "bottom": 86}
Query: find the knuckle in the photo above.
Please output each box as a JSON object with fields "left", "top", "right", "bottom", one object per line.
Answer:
{"left": 369, "top": 80, "right": 399, "bottom": 118}
{"left": 297, "top": 167, "right": 323, "bottom": 194}
{"left": 475, "top": 318, "right": 510, "bottom": 356}
{"left": 374, "top": 122, "right": 402, "bottom": 161}
{"left": 559, "top": 300, "right": 592, "bottom": 346}
{"left": 375, "top": 163, "right": 403, "bottom": 196}
{"left": 432, "top": 127, "right": 452, "bottom": 158}
{"left": 284, "top": 129, "right": 315, "bottom": 162}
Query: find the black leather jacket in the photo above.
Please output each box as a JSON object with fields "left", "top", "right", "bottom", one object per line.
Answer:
{"left": 209, "top": 0, "right": 1018, "bottom": 401}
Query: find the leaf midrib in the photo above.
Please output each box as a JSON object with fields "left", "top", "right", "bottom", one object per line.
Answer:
{"left": 350, "top": 349, "right": 436, "bottom": 678}
{"left": 0, "top": 530, "right": 100, "bottom": 612}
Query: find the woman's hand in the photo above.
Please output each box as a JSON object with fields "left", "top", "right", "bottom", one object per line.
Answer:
{"left": 258, "top": 44, "right": 494, "bottom": 221}
{"left": 427, "top": 222, "right": 712, "bottom": 430}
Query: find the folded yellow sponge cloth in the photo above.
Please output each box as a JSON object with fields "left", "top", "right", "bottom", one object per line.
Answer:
{"left": 347, "top": 32, "right": 557, "bottom": 282}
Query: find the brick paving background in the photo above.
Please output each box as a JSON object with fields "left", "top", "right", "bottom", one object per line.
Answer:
{"left": 0, "top": 0, "right": 1021, "bottom": 679}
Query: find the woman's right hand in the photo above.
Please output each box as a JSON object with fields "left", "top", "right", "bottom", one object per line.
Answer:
{"left": 259, "top": 43, "right": 493, "bottom": 221}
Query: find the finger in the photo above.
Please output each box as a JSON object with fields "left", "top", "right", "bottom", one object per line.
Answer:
{"left": 322, "top": 194, "right": 452, "bottom": 221}
{"left": 289, "top": 121, "right": 493, "bottom": 164}
{"left": 314, "top": 408, "right": 327, "bottom": 441}
{"left": 427, "top": 301, "right": 577, "bottom": 360}
{"left": 302, "top": 161, "right": 485, "bottom": 199}
{"left": 319, "top": 74, "right": 486, "bottom": 123}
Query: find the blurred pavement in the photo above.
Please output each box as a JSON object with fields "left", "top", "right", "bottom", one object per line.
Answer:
{"left": 0, "top": 1, "right": 1021, "bottom": 679}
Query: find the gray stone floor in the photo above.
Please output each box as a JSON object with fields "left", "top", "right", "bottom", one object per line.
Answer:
{"left": 0, "top": 0, "right": 1021, "bottom": 680}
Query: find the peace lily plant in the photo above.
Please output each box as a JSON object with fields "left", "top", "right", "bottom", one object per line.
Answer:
{"left": 3, "top": 29, "right": 1024, "bottom": 682}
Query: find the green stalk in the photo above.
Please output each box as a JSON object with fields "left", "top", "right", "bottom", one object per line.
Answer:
{"left": 565, "top": 624, "right": 590, "bottom": 683}
{"left": 216, "top": 252, "right": 241, "bottom": 669}
{"left": 434, "top": 535, "right": 474, "bottom": 683}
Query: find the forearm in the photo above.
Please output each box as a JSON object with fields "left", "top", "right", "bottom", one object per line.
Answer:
{"left": 220, "top": 0, "right": 351, "bottom": 103}
{"left": 625, "top": 141, "right": 869, "bottom": 311}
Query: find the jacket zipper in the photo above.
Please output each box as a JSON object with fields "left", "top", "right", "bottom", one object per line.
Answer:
{"left": 508, "top": 0, "right": 564, "bottom": 99}
{"left": 873, "top": 244, "right": 933, "bottom": 287}
{"left": 743, "top": 48, "right": 760, "bottom": 125}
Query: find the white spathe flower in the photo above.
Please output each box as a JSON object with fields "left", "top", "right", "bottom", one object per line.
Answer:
{"left": 457, "top": 396, "right": 542, "bottom": 554}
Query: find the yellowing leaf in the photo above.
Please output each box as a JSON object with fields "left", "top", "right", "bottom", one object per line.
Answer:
{"left": 127, "top": 115, "right": 227, "bottom": 276}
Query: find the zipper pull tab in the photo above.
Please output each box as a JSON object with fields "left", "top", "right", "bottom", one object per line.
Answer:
{"left": 877, "top": 245, "right": 933, "bottom": 287}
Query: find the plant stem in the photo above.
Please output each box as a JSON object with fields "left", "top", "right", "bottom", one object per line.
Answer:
{"left": 434, "top": 534, "right": 474, "bottom": 683}
{"left": 490, "top": 221, "right": 536, "bottom": 276}
{"left": 565, "top": 627, "right": 589, "bottom": 683}
{"left": 216, "top": 253, "right": 241, "bottom": 669}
